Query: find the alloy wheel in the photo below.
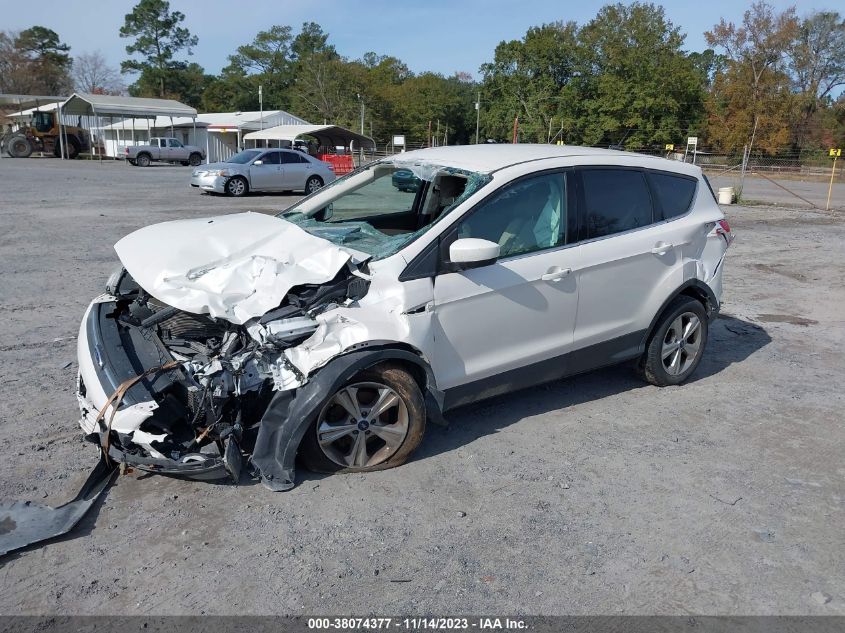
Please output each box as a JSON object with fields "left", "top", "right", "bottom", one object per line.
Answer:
{"left": 661, "top": 311, "right": 703, "bottom": 376}
{"left": 316, "top": 382, "right": 409, "bottom": 468}
{"left": 227, "top": 178, "right": 246, "bottom": 196}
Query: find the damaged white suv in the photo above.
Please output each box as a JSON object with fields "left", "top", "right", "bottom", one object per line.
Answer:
{"left": 76, "top": 145, "right": 732, "bottom": 491}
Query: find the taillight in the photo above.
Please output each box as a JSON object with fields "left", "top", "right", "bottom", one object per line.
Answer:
{"left": 125, "top": 147, "right": 129, "bottom": 155}
{"left": 716, "top": 219, "right": 733, "bottom": 244}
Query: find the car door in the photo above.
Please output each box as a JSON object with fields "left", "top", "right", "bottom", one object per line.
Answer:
{"left": 279, "top": 150, "right": 308, "bottom": 189}
{"left": 572, "top": 167, "right": 687, "bottom": 356}
{"left": 249, "top": 151, "right": 283, "bottom": 191}
{"left": 431, "top": 170, "right": 581, "bottom": 397}
{"left": 167, "top": 138, "right": 183, "bottom": 160}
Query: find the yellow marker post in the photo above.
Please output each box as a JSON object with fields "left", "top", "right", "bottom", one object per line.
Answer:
{"left": 828, "top": 149, "right": 841, "bottom": 211}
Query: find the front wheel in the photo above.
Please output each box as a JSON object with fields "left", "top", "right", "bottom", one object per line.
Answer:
{"left": 299, "top": 364, "right": 426, "bottom": 474}
{"left": 638, "top": 296, "right": 709, "bottom": 386}
{"left": 305, "top": 175, "right": 323, "bottom": 194}
{"left": 225, "top": 176, "right": 248, "bottom": 197}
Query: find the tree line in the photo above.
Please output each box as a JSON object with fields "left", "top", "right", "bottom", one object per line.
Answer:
{"left": 1, "top": 0, "right": 843, "bottom": 154}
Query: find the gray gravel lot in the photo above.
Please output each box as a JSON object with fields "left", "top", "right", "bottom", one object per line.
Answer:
{"left": 0, "top": 158, "right": 843, "bottom": 615}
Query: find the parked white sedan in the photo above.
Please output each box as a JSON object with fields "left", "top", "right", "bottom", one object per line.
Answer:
{"left": 190, "top": 148, "right": 336, "bottom": 196}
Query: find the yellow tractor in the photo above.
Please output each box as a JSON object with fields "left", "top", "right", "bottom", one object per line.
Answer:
{"left": 2, "top": 110, "right": 91, "bottom": 159}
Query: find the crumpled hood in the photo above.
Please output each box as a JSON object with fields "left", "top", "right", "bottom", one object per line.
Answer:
{"left": 114, "top": 212, "right": 357, "bottom": 325}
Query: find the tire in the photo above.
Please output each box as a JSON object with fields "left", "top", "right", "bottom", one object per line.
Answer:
{"left": 305, "top": 175, "right": 323, "bottom": 194}
{"left": 299, "top": 364, "right": 426, "bottom": 474}
{"left": 135, "top": 153, "right": 151, "bottom": 167}
{"left": 7, "top": 135, "right": 32, "bottom": 158}
{"left": 638, "top": 296, "right": 709, "bottom": 386}
{"left": 188, "top": 153, "right": 202, "bottom": 167}
{"left": 180, "top": 161, "right": 190, "bottom": 166}
{"left": 54, "top": 136, "right": 80, "bottom": 159}
{"left": 225, "top": 176, "right": 248, "bottom": 197}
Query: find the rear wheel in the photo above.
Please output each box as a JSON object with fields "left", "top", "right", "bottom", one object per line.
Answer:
{"left": 305, "top": 175, "right": 323, "bottom": 194}
{"left": 300, "top": 364, "right": 426, "bottom": 474}
{"left": 638, "top": 296, "right": 709, "bottom": 386}
{"left": 188, "top": 153, "right": 202, "bottom": 167}
{"left": 135, "top": 153, "right": 151, "bottom": 167}
{"left": 7, "top": 135, "right": 32, "bottom": 158}
{"left": 54, "top": 136, "right": 80, "bottom": 159}
{"left": 225, "top": 176, "right": 248, "bottom": 197}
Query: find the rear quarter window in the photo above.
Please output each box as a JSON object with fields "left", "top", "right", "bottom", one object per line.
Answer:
{"left": 648, "top": 172, "right": 697, "bottom": 219}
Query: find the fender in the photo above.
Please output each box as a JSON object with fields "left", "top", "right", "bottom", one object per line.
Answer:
{"left": 639, "top": 278, "right": 719, "bottom": 354}
{"left": 251, "top": 346, "right": 443, "bottom": 491}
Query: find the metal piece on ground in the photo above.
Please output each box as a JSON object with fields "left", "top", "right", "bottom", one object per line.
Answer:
{"left": 0, "top": 454, "right": 116, "bottom": 557}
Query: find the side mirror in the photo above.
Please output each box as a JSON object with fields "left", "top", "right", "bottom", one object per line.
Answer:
{"left": 314, "top": 203, "right": 333, "bottom": 221}
{"left": 253, "top": 160, "right": 263, "bottom": 166}
{"left": 448, "top": 238, "right": 500, "bottom": 270}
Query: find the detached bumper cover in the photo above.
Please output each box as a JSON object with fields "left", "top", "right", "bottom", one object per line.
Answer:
{"left": 0, "top": 454, "right": 116, "bottom": 557}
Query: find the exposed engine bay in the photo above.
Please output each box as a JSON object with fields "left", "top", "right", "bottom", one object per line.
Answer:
{"left": 78, "top": 263, "right": 370, "bottom": 484}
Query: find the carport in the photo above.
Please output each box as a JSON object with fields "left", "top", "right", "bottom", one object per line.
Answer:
{"left": 59, "top": 93, "right": 197, "bottom": 159}
{"left": 0, "top": 94, "right": 66, "bottom": 160}
{"left": 242, "top": 124, "right": 375, "bottom": 154}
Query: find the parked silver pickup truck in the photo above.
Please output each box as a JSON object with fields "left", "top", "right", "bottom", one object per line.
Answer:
{"left": 126, "top": 137, "right": 205, "bottom": 167}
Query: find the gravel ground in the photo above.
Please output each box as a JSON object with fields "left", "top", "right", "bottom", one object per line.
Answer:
{"left": 0, "top": 159, "right": 843, "bottom": 615}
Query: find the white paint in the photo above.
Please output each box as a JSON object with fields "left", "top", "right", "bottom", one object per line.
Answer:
{"left": 114, "top": 212, "right": 361, "bottom": 325}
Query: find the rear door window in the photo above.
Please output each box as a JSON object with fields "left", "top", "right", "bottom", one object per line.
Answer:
{"left": 580, "top": 168, "right": 654, "bottom": 239}
{"left": 280, "top": 151, "right": 302, "bottom": 164}
{"left": 648, "top": 172, "right": 697, "bottom": 220}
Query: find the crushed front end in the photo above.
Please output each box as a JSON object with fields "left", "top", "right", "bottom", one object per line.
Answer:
{"left": 76, "top": 263, "right": 369, "bottom": 485}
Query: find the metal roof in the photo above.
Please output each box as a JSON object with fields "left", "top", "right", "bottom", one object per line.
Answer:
{"left": 60, "top": 93, "right": 197, "bottom": 118}
{"left": 0, "top": 94, "right": 66, "bottom": 109}
{"left": 243, "top": 124, "right": 375, "bottom": 149}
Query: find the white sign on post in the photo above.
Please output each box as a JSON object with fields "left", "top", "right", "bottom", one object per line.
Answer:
{"left": 687, "top": 136, "right": 698, "bottom": 146}
{"left": 392, "top": 135, "right": 406, "bottom": 146}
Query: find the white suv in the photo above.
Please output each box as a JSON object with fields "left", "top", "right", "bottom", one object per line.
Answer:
{"left": 76, "top": 145, "right": 732, "bottom": 490}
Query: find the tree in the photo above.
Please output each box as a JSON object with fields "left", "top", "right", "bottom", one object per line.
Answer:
{"left": 119, "top": 0, "right": 199, "bottom": 98}
{"left": 577, "top": 3, "right": 705, "bottom": 148}
{"left": 73, "top": 51, "right": 125, "bottom": 94}
{"left": 705, "top": 1, "right": 799, "bottom": 152}
{"left": 0, "top": 26, "right": 73, "bottom": 95}
{"left": 788, "top": 11, "right": 845, "bottom": 148}
{"left": 481, "top": 22, "right": 581, "bottom": 143}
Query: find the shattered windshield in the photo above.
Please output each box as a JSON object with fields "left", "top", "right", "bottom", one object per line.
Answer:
{"left": 226, "top": 150, "right": 261, "bottom": 164}
{"left": 279, "top": 160, "right": 491, "bottom": 260}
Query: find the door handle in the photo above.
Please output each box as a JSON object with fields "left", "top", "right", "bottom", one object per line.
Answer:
{"left": 651, "top": 242, "right": 674, "bottom": 255}
{"left": 541, "top": 267, "right": 572, "bottom": 282}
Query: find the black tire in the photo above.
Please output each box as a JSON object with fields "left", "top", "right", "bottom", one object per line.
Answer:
{"left": 54, "top": 136, "right": 81, "bottom": 159}
{"left": 299, "top": 364, "right": 426, "bottom": 474}
{"left": 7, "top": 134, "right": 32, "bottom": 158}
{"left": 225, "top": 176, "right": 248, "bottom": 197}
{"left": 637, "top": 296, "right": 709, "bottom": 386}
{"left": 188, "top": 153, "right": 202, "bottom": 167}
{"left": 135, "top": 153, "right": 151, "bottom": 167}
{"left": 180, "top": 161, "right": 190, "bottom": 166}
{"left": 305, "top": 175, "right": 323, "bottom": 194}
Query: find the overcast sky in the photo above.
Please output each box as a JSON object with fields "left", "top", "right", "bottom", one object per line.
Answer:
{"left": 0, "top": 0, "right": 823, "bottom": 78}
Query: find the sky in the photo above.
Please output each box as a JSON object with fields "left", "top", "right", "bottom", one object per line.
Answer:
{"left": 0, "top": 0, "right": 829, "bottom": 79}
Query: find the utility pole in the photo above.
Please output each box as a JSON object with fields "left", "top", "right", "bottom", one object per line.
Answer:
{"left": 356, "top": 94, "right": 365, "bottom": 163}
{"left": 259, "top": 85, "right": 264, "bottom": 130}
{"left": 475, "top": 91, "right": 480, "bottom": 144}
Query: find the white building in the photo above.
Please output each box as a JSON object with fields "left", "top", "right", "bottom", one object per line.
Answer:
{"left": 98, "top": 110, "right": 309, "bottom": 162}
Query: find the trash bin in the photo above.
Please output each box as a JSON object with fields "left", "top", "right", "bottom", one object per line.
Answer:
{"left": 718, "top": 187, "right": 735, "bottom": 205}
